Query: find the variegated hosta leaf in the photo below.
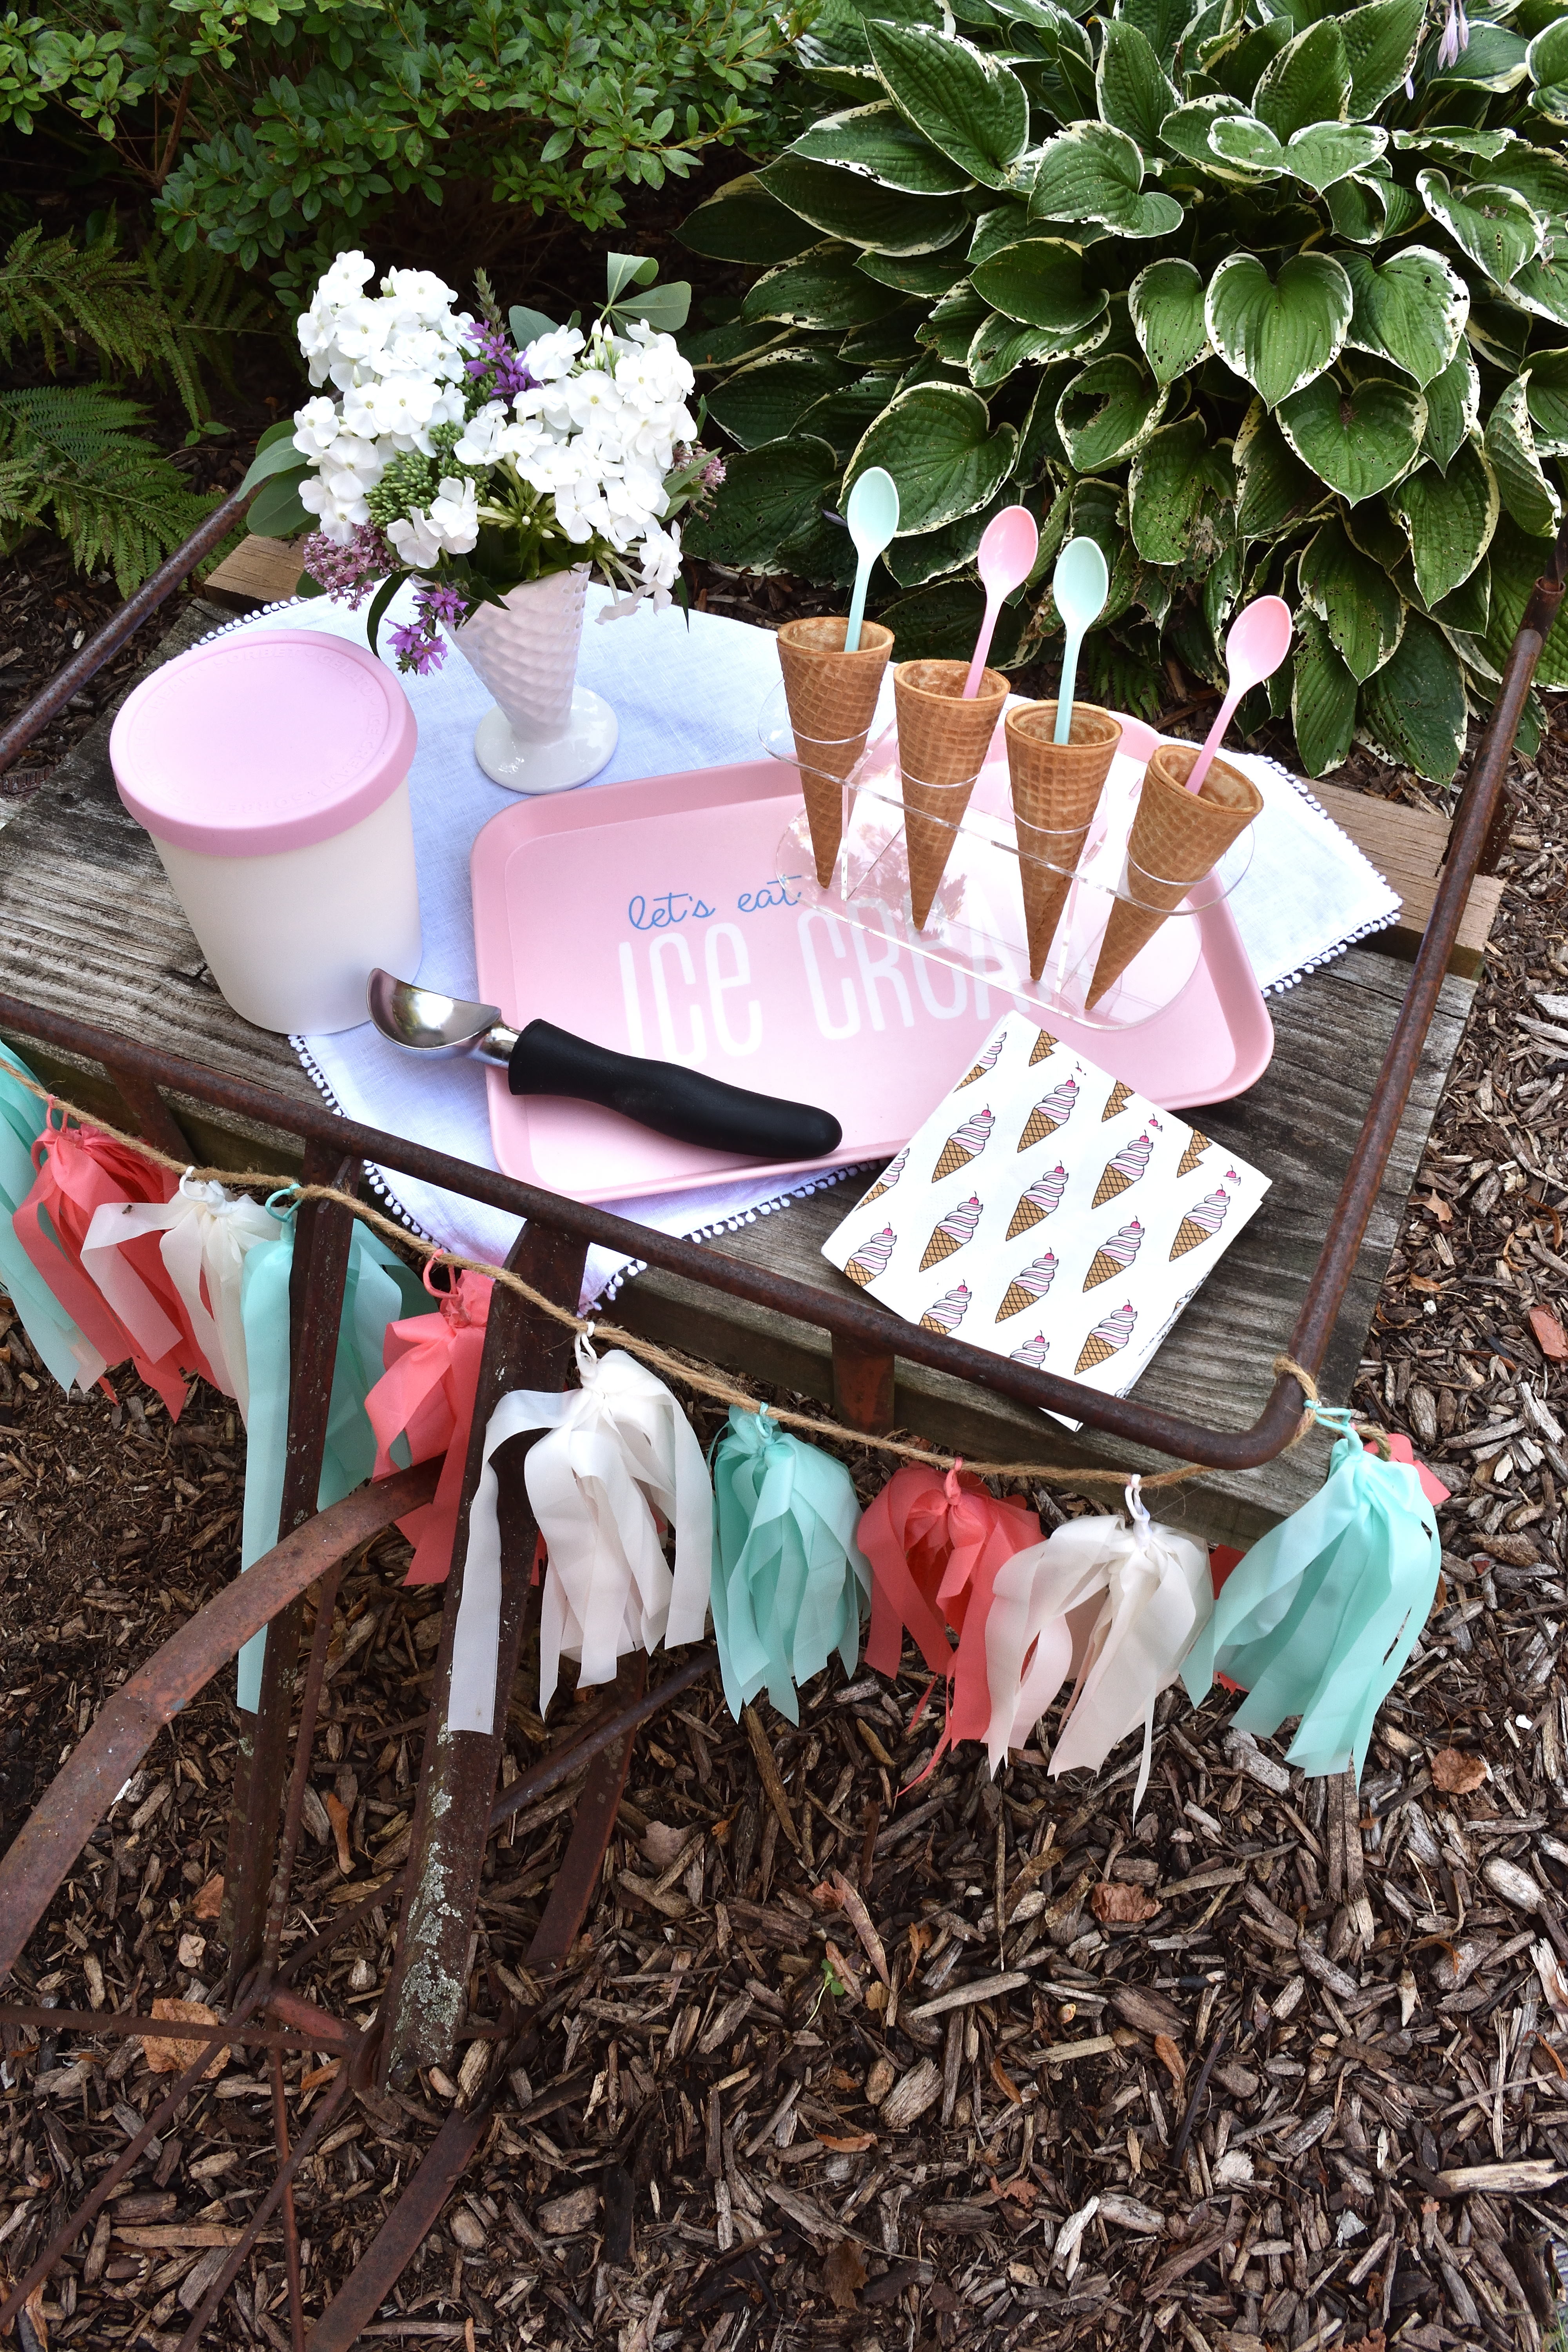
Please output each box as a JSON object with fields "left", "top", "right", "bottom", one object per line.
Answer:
{"left": 1205, "top": 251, "right": 1353, "bottom": 408}
{"left": 1392, "top": 440, "right": 1500, "bottom": 605}
{"left": 1525, "top": 350, "right": 1568, "bottom": 453}
{"left": 1340, "top": 245, "right": 1468, "bottom": 387}
{"left": 1357, "top": 614, "right": 1469, "bottom": 784}
{"left": 1340, "top": 0, "right": 1426, "bottom": 117}
{"left": 1300, "top": 516, "right": 1406, "bottom": 680}
{"left": 1055, "top": 355, "right": 1169, "bottom": 471}
{"left": 1127, "top": 414, "right": 1236, "bottom": 565}
{"left": 787, "top": 104, "right": 976, "bottom": 195}
{"left": 971, "top": 238, "right": 1110, "bottom": 339}
{"left": 1128, "top": 257, "right": 1209, "bottom": 385}
{"left": 1277, "top": 372, "right": 1427, "bottom": 503}
{"left": 1484, "top": 376, "right": 1564, "bottom": 535}
{"left": 845, "top": 382, "right": 1018, "bottom": 534}
{"left": 1208, "top": 115, "right": 1386, "bottom": 191}
{"left": 757, "top": 158, "right": 971, "bottom": 256}
{"left": 1292, "top": 606, "right": 1359, "bottom": 775}
{"left": 1096, "top": 16, "right": 1181, "bottom": 152}
{"left": 1416, "top": 168, "right": 1545, "bottom": 286}
{"left": 1028, "top": 123, "right": 1185, "bottom": 238}
{"left": 1253, "top": 19, "right": 1353, "bottom": 139}
{"left": 865, "top": 22, "right": 1031, "bottom": 191}
{"left": 1234, "top": 401, "right": 1333, "bottom": 539}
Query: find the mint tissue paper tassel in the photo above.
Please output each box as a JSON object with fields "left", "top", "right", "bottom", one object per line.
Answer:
{"left": 711, "top": 1405, "right": 870, "bottom": 1725}
{"left": 0, "top": 1040, "right": 108, "bottom": 1394}
{"left": 1181, "top": 1408, "right": 1442, "bottom": 1783}
{"left": 236, "top": 1196, "right": 438, "bottom": 1711}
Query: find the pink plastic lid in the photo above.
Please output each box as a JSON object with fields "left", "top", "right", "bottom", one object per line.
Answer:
{"left": 111, "top": 629, "right": 417, "bottom": 857}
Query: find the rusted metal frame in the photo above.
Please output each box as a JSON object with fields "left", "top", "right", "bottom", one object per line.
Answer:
{"left": 100, "top": 1061, "right": 193, "bottom": 1162}
{"left": 227, "top": 1149, "right": 361, "bottom": 1987}
{"left": 259, "top": 1548, "right": 348, "bottom": 1985}
{"left": 269, "top": 2043, "right": 309, "bottom": 2352}
{"left": 0, "top": 1463, "right": 437, "bottom": 1979}
{"left": 0, "top": 1976, "right": 270, "bottom": 2331}
{"left": 528, "top": 1654, "right": 646, "bottom": 1971}
{"left": 1274, "top": 530, "right": 1568, "bottom": 1401}
{"left": 305, "top": 1664, "right": 649, "bottom": 2351}
{"left": 832, "top": 1330, "right": 897, "bottom": 1437}
{"left": 173, "top": 2063, "right": 358, "bottom": 2352}
{"left": 0, "top": 2004, "right": 334, "bottom": 2050}
{"left": 487, "top": 1647, "right": 715, "bottom": 1834}
{"left": 0, "top": 481, "right": 254, "bottom": 779}
{"left": 0, "top": 988, "right": 1475, "bottom": 1470}
{"left": 382, "top": 1223, "right": 588, "bottom": 2081}
{"left": 274, "top": 1649, "right": 715, "bottom": 1996}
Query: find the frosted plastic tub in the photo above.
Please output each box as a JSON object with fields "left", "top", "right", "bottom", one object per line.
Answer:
{"left": 110, "top": 627, "right": 421, "bottom": 1034}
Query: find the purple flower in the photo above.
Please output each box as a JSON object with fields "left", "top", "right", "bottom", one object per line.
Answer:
{"left": 418, "top": 581, "right": 471, "bottom": 630}
{"left": 1437, "top": 0, "right": 1469, "bottom": 67}
{"left": 701, "top": 454, "right": 728, "bottom": 490}
{"left": 464, "top": 323, "right": 537, "bottom": 401}
{"left": 387, "top": 618, "right": 446, "bottom": 676}
{"left": 300, "top": 524, "right": 395, "bottom": 608}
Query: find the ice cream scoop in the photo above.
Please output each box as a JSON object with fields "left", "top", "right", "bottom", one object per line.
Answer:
{"left": 367, "top": 971, "right": 842, "bottom": 1161}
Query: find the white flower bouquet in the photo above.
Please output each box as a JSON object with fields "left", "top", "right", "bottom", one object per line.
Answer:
{"left": 242, "top": 251, "right": 722, "bottom": 674}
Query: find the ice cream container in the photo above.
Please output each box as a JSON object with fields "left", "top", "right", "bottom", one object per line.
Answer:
{"left": 111, "top": 628, "right": 420, "bottom": 1033}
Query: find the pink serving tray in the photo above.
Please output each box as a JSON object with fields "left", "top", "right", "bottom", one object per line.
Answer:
{"left": 470, "top": 739, "right": 1275, "bottom": 1203}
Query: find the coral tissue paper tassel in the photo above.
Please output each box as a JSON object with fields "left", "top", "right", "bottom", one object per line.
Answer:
{"left": 858, "top": 1464, "right": 1040, "bottom": 1764}
{"left": 12, "top": 1111, "right": 208, "bottom": 1413}
{"left": 82, "top": 1176, "right": 278, "bottom": 1419}
{"left": 364, "top": 1269, "right": 492, "bottom": 1584}
{"left": 450, "top": 1334, "right": 713, "bottom": 1736}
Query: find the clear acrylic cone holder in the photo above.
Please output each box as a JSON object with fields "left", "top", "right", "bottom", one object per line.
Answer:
{"left": 759, "top": 685, "right": 1253, "bottom": 1033}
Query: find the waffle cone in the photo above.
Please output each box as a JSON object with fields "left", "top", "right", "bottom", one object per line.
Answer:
{"left": 894, "top": 658, "right": 1008, "bottom": 927}
{"left": 1092, "top": 1164, "right": 1132, "bottom": 1208}
{"left": 1006, "top": 1195, "right": 1045, "bottom": 1241}
{"left": 777, "top": 617, "right": 895, "bottom": 887}
{"left": 1177, "top": 1130, "right": 1210, "bottom": 1176}
{"left": 1087, "top": 743, "right": 1263, "bottom": 1009}
{"left": 1029, "top": 1029, "right": 1056, "bottom": 1064}
{"left": 920, "top": 1227, "right": 962, "bottom": 1272}
{"left": 1018, "top": 1106, "right": 1062, "bottom": 1151}
{"left": 1004, "top": 702, "right": 1121, "bottom": 979}
{"left": 1103, "top": 1081, "right": 1133, "bottom": 1122}
{"left": 1075, "top": 1333, "right": 1116, "bottom": 1372}
{"left": 844, "top": 1255, "right": 878, "bottom": 1286}
{"left": 1083, "top": 1248, "right": 1121, "bottom": 1289}
{"left": 1170, "top": 1216, "right": 1208, "bottom": 1259}
{"left": 996, "top": 1280, "right": 1036, "bottom": 1321}
{"left": 933, "top": 1139, "right": 976, "bottom": 1181}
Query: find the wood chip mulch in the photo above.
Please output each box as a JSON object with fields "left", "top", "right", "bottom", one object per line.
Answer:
{"left": 4, "top": 713, "right": 1568, "bottom": 2352}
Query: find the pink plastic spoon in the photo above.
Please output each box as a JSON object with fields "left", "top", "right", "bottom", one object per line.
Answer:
{"left": 962, "top": 505, "right": 1039, "bottom": 698}
{"left": 1184, "top": 595, "right": 1293, "bottom": 792}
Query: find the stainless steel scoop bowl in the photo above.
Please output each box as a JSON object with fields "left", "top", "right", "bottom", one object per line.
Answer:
{"left": 367, "top": 969, "right": 519, "bottom": 1066}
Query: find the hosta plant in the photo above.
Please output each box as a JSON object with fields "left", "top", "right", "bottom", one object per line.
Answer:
{"left": 678, "top": 0, "right": 1568, "bottom": 781}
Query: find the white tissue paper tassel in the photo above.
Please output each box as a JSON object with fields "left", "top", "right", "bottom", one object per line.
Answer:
{"left": 449, "top": 1335, "right": 714, "bottom": 1735}
{"left": 82, "top": 1175, "right": 279, "bottom": 1419}
{"left": 986, "top": 1482, "right": 1211, "bottom": 1810}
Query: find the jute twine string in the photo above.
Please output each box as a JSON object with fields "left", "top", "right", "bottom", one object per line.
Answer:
{"left": 10, "top": 1066, "right": 1338, "bottom": 1493}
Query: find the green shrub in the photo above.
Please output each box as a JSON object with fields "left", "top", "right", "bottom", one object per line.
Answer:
{"left": 1, "top": 0, "right": 810, "bottom": 302}
{"left": 679, "top": 0, "right": 1568, "bottom": 781}
{"left": 0, "top": 225, "right": 261, "bottom": 590}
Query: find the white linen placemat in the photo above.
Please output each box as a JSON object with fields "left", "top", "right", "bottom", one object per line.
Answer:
{"left": 204, "top": 588, "right": 1399, "bottom": 1298}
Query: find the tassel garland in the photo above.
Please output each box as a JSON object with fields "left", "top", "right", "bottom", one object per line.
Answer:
{"left": 0, "top": 1044, "right": 107, "bottom": 1394}
{"left": 1182, "top": 1409, "right": 1443, "bottom": 1782}
{"left": 364, "top": 1267, "right": 492, "bottom": 1584}
{"left": 710, "top": 1405, "right": 869, "bottom": 1725}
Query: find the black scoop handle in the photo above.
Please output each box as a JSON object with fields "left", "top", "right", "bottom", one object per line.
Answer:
{"left": 509, "top": 1020, "right": 842, "bottom": 1161}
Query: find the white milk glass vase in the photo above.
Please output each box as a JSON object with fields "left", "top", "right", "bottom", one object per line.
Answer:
{"left": 451, "top": 563, "right": 618, "bottom": 794}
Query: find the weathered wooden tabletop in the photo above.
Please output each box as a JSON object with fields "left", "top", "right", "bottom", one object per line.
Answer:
{"left": 0, "top": 598, "right": 1475, "bottom": 1544}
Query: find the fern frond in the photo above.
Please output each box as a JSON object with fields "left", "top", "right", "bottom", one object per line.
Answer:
{"left": 0, "top": 225, "right": 272, "bottom": 422}
{"left": 0, "top": 384, "right": 217, "bottom": 596}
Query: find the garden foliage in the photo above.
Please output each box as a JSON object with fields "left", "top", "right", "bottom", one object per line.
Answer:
{"left": 0, "top": 226, "right": 260, "bottom": 591}
{"left": 1, "top": 0, "right": 808, "bottom": 300}
{"left": 680, "top": 0, "right": 1568, "bottom": 779}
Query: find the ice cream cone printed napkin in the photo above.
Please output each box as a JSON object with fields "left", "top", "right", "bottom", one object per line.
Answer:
{"left": 822, "top": 1011, "right": 1269, "bottom": 1411}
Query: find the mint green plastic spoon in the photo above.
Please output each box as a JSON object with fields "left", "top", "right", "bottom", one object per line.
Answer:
{"left": 1052, "top": 536, "right": 1110, "bottom": 744}
{"left": 844, "top": 468, "right": 899, "bottom": 652}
